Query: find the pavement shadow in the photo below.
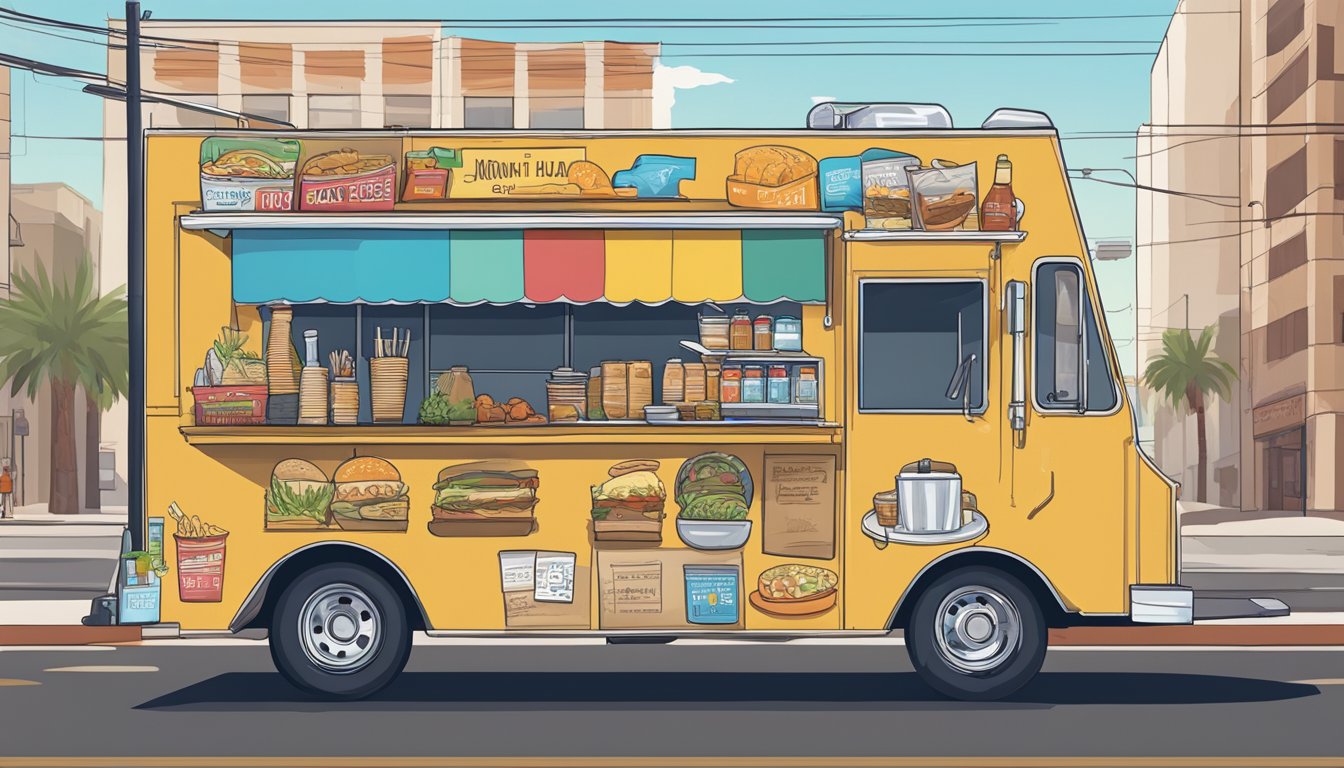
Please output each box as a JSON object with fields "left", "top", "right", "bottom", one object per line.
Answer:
{"left": 136, "top": 671, "right": 1319, "bottom": 712}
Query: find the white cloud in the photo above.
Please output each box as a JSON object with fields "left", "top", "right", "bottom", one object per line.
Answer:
{"left": 652, "top": 63, "right": 734, "bottom": 129}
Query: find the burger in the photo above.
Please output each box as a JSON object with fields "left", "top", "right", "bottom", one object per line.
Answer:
{"left": 329, "top": 456, "right": 410, "bottom": 531}
{"left": 591, "top": 459, "right": 666, "bottom": 542}
{"left": 265, "top": 458, "right": 333, "bottom": 529}
{"left": 428, "top": 463, "right": 539, "bottom": 536}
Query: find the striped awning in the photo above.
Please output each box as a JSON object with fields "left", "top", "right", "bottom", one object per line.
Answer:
{"left": 231, "top": 229, "right": 826, "bottom": 305}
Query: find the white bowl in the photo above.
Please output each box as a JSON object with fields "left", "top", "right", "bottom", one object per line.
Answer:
{"left": 676, "top": 518, "right": 752, "bottom": 550}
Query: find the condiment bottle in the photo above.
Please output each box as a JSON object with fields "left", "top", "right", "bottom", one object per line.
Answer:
{"left": 980, "top": 154, "right": 1018, "bottom": 231}
{"left": 767, "top": 365, "right": 791, "bottom": 404}
{"left": 663, "top": 358, "right": 685, "bottom": 404}
{"left": 720, "top": 366, "right": 743, "bottom": 403}
{"left": 773, "top": 316, "right": 802, "bottom": 351}
{"left": 742, "top": 365, "right": 765, "bottom": 403}
{"left": 795, "top": 366, "right": 819, "bottom": 404}
{"left": 729, "top": 309, "right": 753, "bottom": 350}
{"left": 753, "top": 315, "right": 773, "bottom": 351}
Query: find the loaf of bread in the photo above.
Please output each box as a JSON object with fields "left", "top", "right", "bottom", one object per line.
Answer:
{"left": 731, "top": 146, "right": 818, "bottom": 187}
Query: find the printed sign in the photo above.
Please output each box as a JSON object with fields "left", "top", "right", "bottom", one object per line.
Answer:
{"left": 534, "top": 551, "right": 576, "bottom": 603}
{"left": 598, "top": 549, "right": 743, "bottom": 630}
{"left": 610, "top": 561, "right": 663, "bottom": 615}
{"left": 684, "top": 565, "right": 740, "bottom": 625}
{"left": 762, "top": 455, "right": 836, "bottom": 560}
{"left": 498, "top": 550, "right": 588, "bottom": 629}
{"left": 449, "top": 147, "right": 588, "bottom": 198}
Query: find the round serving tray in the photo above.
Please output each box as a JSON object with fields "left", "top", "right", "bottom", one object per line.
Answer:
{"left": 860, "top": 509, "right": 988, "bottom": 546}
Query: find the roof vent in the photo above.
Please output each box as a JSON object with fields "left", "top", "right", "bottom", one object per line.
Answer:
{"left": 808, "top": 102, "right": 953, "bottom": 130}
{"left": 981, "top": 108, "right": 1055, "bottom": 130}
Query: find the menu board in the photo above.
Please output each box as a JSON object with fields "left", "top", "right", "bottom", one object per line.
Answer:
{"left": 762, "top": 455, "right": 837, "bottom": 560}
{"left": 598, "top": 549, "right": 743, "bottom": 630}
{"left": 499, "top": 550, "right": 589, "bottom": 628}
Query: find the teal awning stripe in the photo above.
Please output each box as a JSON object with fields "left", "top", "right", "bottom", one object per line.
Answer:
{"left": 233, "top": 229, "right": 450, "bottom": 303}
{"left": 448, "top": 230, "right": 525, "bottom": 303}
{"left": 741, "top": 229, "right": 826, "bottom": 303}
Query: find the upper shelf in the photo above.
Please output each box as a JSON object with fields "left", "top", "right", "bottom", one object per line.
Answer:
{"left": 179, "top": 211, "right": 846, "bottom": 235}
{"left": 842, "top": 230, "right": 1027, "bottom": 243}
{"left": 180, "top": 423, "right": 843, "bottom": 446}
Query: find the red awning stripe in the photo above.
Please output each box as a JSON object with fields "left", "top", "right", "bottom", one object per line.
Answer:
{"left": 523, "top": 230, "right": 605, "bottom": 302}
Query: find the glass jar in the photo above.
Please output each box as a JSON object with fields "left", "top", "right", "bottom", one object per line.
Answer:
{"left": 729, "top": 310, "right": 753, "bottom": 350}
{"left": 741, "top": 365, "right": 765, "bottom": 403}
{"left": 720, "top": 366, "right": 742, "bottom": 403}
{"left": 773, "top": 316, "right": 802, "bottom": 351}
{"left": 767, "top": 365, "right": 791, "bottom": 404}
{"left": 699, "top": 314, "right": 730, "bottom": 350}
{"left": 795, "top": 366, "right": 819, "bottom": 404}
{"left": 753, "top": 315, "right": 773, "bottom": 351}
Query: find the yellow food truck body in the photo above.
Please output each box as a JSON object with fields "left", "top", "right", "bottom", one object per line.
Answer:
{"left": 127, "top": 114, "right": 1211, "bottom": 700}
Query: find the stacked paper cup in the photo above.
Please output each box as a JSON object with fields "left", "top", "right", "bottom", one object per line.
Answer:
{"left": 369, "top": 357, "right": 409, "bottom": 423}
{"left": 298, "top": 366, "right": 329, "bottom": 425}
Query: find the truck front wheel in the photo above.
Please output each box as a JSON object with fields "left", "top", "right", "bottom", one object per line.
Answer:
{"left": 905, "top": 567, "right": 1046, "bottom": 701}
{"left": 268, "top": 563, "right": 411, "bottom": 700}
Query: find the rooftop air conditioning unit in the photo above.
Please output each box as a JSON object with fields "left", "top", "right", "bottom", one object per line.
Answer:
{"left": 1092, "top": 239, "right": 1133, "bottom": 261}
{"left": 981, "top": 108, "right": 1055, "bottom": 130}
{"left": 807, "top": 102, "right": 953, "bottom": 130}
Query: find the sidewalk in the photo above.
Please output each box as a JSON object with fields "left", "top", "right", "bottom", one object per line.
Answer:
{"left": 0, "top": 502, "right": 128, "bottom": 527}
{"left": 1179, "top": 502, "right": 1344, "bottom": 573}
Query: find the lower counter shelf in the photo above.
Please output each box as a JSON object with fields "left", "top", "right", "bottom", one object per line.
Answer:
{"left": 179, "top": 422, "right": 843, "bottom": 446}
{"left": 861, "top": 510, "right": 989, "bottom": 546}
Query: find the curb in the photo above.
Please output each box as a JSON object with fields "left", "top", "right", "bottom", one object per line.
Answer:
{"left": 0, "top": 625, "right": 142, "bottom": 645}
{"left": 1050, "top": 625, "right": 1344, "bottom": 646}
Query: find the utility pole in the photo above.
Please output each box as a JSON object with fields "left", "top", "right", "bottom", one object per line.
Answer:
{"left": 126, "top": 1, "right": 145, "bottom": 550}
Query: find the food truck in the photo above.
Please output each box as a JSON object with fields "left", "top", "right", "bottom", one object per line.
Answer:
{"left": 107, "top": 103, "right": 1281, "bottom": 702}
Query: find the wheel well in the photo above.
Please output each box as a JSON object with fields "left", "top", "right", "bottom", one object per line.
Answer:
{"left": 887, "top": 550, "right": 1072, "bottom": 630}
{"left": 240, "top": 544, "right": 429, "bottom": 632}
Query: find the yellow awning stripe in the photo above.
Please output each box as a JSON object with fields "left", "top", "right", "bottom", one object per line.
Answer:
{"left": 671, "top": 230, "right": 742, "bottom": 302}
{"left": 603, "top": 230, "right": 673, "bottom": 303}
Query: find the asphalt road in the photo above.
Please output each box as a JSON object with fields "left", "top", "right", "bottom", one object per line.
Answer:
{"left": 0, "top": 640, "right": 1341, "bottom": 763}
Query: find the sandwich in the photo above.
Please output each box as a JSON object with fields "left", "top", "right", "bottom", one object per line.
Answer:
{"left": 431, "top": 467, "right": 539, "bottom": 521}
{"left": 675, "top": 452, "right": 751, "bottom": 521}
{"left": 265, "top": 458, "right": 334, "bottom": 529}
{"left": 591, "top": 459, "right": 666, "bottom": 542}
{"left": 329, "top": 456, "right": 410, "bottom": 530}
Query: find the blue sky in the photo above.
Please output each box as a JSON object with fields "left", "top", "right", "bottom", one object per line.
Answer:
{"left": 1, "top": 0, "right": 1181, "bottom": 371}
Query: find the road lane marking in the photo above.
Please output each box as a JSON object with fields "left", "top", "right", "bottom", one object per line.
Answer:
{"left": 0, "top": 678, "right": 39, "bottom": 686}
{"left": 1, "top": 758, "right": 1343, "bottom": 767}
{"left": 41, "top": 665, "right": 157, "bottom": 673}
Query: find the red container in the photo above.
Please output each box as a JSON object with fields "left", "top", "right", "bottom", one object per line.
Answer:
{"left": 190, "top": 385, "right": 268, "bottom": 426}
{"left": 299, "top": 163, "right": 397, "bottom": 211}
{"left": 175, "top": 533, "right": 227, "bottom": 603}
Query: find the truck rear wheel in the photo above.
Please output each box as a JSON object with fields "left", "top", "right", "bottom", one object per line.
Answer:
{"left": 268, "top": 563, "right": 411, "bottom": 700}
{"left": 905, "top": 567, "right": 1046, "bottom": 701}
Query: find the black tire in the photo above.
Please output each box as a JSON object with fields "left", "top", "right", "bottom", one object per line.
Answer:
{"left": 905, "top": 567, "right": 1046, "bottom": 701}
{"left": 268, "top": 563, "right": 412, "bottom": 700}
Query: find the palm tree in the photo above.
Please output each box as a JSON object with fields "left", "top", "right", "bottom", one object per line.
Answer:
{"left": 1142, "top": 326, "right": 1237, "bottom": 504}
{"left": 0, "top": 260, "right": 128, "bottom": 515}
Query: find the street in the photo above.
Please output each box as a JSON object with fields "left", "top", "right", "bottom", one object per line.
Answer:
{"left": 0, "top": 639, "right": 1341, "bottom": 764}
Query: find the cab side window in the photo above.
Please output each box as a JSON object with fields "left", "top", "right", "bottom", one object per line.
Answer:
{"left": 1034, "top": 262, "right": 1118, "bottom": 412}
{"left": 859, "top": 280, "right": 986, "bottom": 412}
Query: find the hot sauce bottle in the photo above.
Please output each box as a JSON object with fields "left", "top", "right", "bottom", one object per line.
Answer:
{"left": 980, "top": 154, "right": 1018, "bottom": 231}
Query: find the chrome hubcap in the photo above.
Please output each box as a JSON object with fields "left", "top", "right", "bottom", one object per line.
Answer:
{"left": 933, "top": 585, "right": 1022, "bottom": 674}
{"left": 298, "top": 583, "right": 381, "bottom": 673}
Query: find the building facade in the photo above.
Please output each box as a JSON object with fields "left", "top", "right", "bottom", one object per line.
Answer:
{"left": 1140, "top": 0, "right": 1344, "bottom": 514}
{"left": 98, "top": 22, "right": 660, "bottom": 504}
{"left": 8, "top": 183, "right": 103, "bottom": 509}
{"left": 1, "top": 66, "right": 14, "bottom": 502}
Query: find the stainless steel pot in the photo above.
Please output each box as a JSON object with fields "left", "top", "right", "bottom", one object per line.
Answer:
{"left": 896, "top": 458, "right": 962, "bottom": 533}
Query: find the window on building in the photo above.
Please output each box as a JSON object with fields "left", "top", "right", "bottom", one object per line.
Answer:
{"left": 1268, "top": 230, "right": 1308, "bottom": 280}
{"left": 1265, "top": 307, "right": 1308, "bottom": 361}
{"left": 1266, "top": 146, "right": 1308, "bottom": 220}
{"left": 383, "top": 95, "right": 432, "bottom": 128}
{"left": 307, "top": 94, "right": 362, "bottom": 129}
{"left": 1267, "top": 49, "right": 1309, "bottom": 122}
{"left": 858, "top": 280, "right": 986, "bottom": 412}
{"left": 240, "top": 94, "right": 291, "bottom": 126}
{"left": 463, "top": 96, "right": 514, "bottom": 129}
{"left": 1034, "top": 262, "right": 1118, "bottom": 413}
{"left": 98, "top": 451, "right": 116, "bottom": 491}
{"left": 1336, "top": 139, "right": 1344, "bottom": 200}
{"left": 1267, "top": 0, "right": 1305, "bottom": 56}
{"left": 529, "top": 96, "right": 584, "bottom": 129}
